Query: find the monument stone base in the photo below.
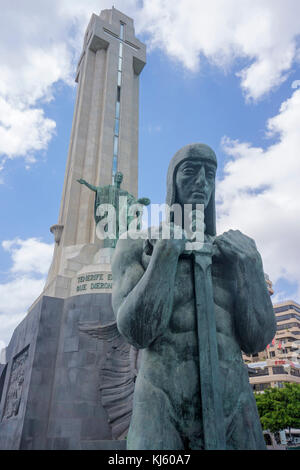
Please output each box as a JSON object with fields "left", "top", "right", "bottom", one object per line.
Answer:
{"left": 0, "top": 292, "right": 126, "bottom": 450}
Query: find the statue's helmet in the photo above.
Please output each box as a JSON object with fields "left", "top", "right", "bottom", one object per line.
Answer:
{"left": 166, "top": 143, "right": 217, "bottom": 236}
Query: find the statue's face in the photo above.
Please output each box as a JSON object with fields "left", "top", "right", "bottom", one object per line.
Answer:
{"left": 115, "top": 172, "right": 123, "bottom": 184}
{"left": 175, "top": 156, "right": 216, "bottom": 208}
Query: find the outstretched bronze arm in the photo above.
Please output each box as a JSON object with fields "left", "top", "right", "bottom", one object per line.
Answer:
{"left": 77, "top": 178, "right": 97, "bottom": 192}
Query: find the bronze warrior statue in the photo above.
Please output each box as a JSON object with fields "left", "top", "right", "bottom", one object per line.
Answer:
{"left": 111, "top": 143, "right": 276, "bottom": 450}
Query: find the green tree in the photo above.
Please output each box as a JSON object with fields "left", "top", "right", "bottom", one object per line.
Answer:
{"left": 254, "top": 383, "right": 300, "bottom": 433}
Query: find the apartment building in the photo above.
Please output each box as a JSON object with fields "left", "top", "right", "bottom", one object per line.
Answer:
{"left": 244, "top": 300, "right": 300, "bottom": 391}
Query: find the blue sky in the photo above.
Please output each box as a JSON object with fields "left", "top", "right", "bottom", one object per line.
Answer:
{"left": 0, "top": 0, "right": 300, "bottom": 348}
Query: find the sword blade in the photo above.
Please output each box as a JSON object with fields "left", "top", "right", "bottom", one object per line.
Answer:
{"left": 193, "top": 246, "right": 226, "bottom": 449}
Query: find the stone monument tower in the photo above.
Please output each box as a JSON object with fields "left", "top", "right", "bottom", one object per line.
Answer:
{"left": 0, "top": 8, "right": 145, "bottom": 450}
{"left": 46, "top": 7, "right": 146, "bottom": 299}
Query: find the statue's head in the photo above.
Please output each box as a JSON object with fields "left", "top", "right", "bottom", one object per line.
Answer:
{"left": 166, "top": 143, "right": 217, "bottom": 236}
{"left": 114, "top": 171, "right": 123, "bottom": 186}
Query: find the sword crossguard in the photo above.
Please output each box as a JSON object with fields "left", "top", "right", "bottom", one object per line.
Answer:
{"left": 183, "top": 241, "right": 214, "bottom": 257}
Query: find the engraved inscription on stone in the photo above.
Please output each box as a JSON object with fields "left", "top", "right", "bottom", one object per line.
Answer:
{"left": 2, "top": 346, "right": 29, "bottom": 420}
{"left": 76, "top": 272, "right": 113, "bottom": 293}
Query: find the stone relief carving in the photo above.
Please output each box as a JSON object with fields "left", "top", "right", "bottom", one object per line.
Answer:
{"left": 2, "top": 346, "right": 29, "bottom": 420}
{"left": 79, "top": 321, "right": 140, "bottom": 439}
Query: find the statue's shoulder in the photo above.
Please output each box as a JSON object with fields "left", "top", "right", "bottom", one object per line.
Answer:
{"left": 113, "top": 234, "right": 145, "bottom": 269}
{"left": 112, "top": 236, "right": 145, "bottom": 285}
{"left": 101, "top": 184, "right": 112, "bottom": 193}
{"left": 118, "top": 190, "right": 135, "bottom": 204}
{"left": 118, "top": 188, "right": 130, "bottom": 195}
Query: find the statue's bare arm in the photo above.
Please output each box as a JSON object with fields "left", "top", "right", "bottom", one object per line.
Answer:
{"left": 213, "top": 230, "right": 276, "bottom": 354}
{"left": 77, "top": 178, "right": 97, "bottom": 192}
{"left": 112, "top": 235, "right": 185, "bottom": 349}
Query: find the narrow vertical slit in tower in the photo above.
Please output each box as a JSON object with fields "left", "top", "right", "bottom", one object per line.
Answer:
{"left": 112, "top": 22, "right": 125, "bottom": 182}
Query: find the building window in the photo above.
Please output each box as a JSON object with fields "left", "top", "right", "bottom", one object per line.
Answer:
{"left": 254, "top": 367, "right": 269, "bottom": 376}
{"left": 272, "top": 366, "right": 287, "bottom": 375}
{"left": 277, "top": 322, "right": 299, "bottom": 331}
{"left": 291, "top": 368, "right": 300, "bottom": 377}
{"left": 253, "top": 383, "right": 270, "bottom": 391}
{"left": 274, "top": 304, "right": 300, "bottom": 314}
{"left": 264, "top": 433, "right": 272, "bottom": 446}
{"left": 276, "top": 313, "right": 300, "bottom": 322}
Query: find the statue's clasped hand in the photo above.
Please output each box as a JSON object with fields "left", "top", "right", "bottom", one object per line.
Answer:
{"left": 212, "top": 230, "right": 260, "bottom": 266}
{"left": 144, "top": 222, "right": 187, "bottom": 257}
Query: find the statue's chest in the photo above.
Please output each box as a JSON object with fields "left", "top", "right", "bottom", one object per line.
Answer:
{"left": 172, "top": 258, "right": 234, "bottom": 302}
{"left": 141, "top": 251, "right": 235, "bottom": 333}
{"left": 170, "top": 258, "right": 235, "bottom": 333}
{"left": 173, "top": 258, "right": 195, "bottom": 304}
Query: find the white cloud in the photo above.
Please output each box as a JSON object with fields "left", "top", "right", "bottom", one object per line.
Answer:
{"left": 0, "top": 0, "right": 138, "bottom": 170}
{"left": 0, "top": 98, "right": 56, "bottom": 160}
{"left": 0, "top": 340, "right": 6, "bottom": 361}
{"left": 216, "top": 88, "right": 300, "bottom": 300}
{"left": 136, "top": 0, "right": 300, "bottom": 101}
{"left": 2, "top": 238, "right": 54, "bottom": 275}
{"left": 147, "top": 124, "right": 162, "bottom": 134}
{"left": 292, "top": 80, "right": 300, "bottom": 89}
{"left": 1, "top": 0, "right": 300, "bottom": 173}
{"left": 0, "top": 238, "right": 54, "bottom": 346}
{"left": 0, "top": 278, "right": 45, "bottom": 318}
